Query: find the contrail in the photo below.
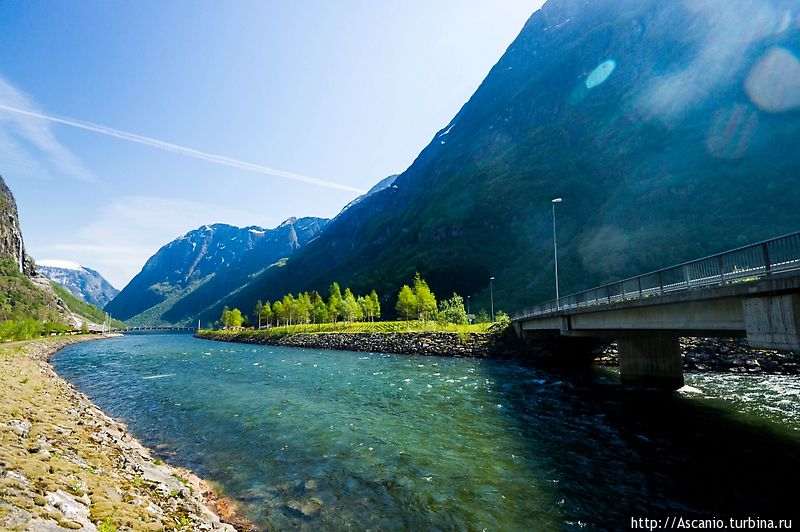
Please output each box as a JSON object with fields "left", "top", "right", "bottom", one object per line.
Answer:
{"left": 0, "top": 103, "right": 366, "bottom": 193}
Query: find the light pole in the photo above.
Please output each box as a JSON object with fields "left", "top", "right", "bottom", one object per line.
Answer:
{"left": 489, "top": 276, "right": 495, "bottom": 322}
{"left": 552, "top": 198, "right": 562, "bottom": 309}
{"left": 466, "top": 295, "right": 471, "bottom": 316}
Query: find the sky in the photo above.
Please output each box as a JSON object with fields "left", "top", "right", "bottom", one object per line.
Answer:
{"left": 0, "top": 0, "right": 545, "bottom": 289}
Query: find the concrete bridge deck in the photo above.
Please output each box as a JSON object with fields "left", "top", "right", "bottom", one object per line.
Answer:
{"left": 512, "top": 232, "right": 800, "bottom": 389}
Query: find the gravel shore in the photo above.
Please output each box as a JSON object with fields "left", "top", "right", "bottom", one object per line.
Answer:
{"left": 0, "top": 335, "right": 251, "bottom": 531}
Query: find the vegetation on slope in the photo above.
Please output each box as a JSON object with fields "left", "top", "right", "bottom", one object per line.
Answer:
{"left": 50, "top": 283, "right": 127, "bottom": 329}
{"left": 0, "top": 259, "right": 64, "bottom": 324}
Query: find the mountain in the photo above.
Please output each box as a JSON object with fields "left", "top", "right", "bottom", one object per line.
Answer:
{"left": 36, "top": 260, "right": 119, "bottom": 309}
{"left": 0, "top": 176, "right": 35, "bottom": 277}
{"left": 49, "top": 282, "right": 126, "bottom": 329}
{"left": 338, "top": 174, "right": 398, "bottom": 215}
{"left": 200, "top": 0, "right": 800, "bottom": 322}
{"left": 105, "top": 217, "right": 328, "bottom": 325}
{"left": 0, "top": 175, "right": 92, "bottom": 327}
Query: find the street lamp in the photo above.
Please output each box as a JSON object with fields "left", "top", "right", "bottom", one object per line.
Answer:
{"left": 552, "top": 198, "right": 562, "bottom": 309}
{"left": 466, "top": 295, "right": 471, "bottom": 317}
{"left": 489, "top": 276, "right": 495, "bottom": 322}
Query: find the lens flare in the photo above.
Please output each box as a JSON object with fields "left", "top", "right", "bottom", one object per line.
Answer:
{"left": 705, "top": 104, "right": 759, "bottom": 159}
{"left": 745, "top": 47, "right": 800, "bottom": 113}
{"left": 585, "top": 59, "right": 617, "bottom": 89}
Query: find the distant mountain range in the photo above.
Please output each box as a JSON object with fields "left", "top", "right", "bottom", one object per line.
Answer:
{"left": 36, "top": 260, "right": 119, "bottom": 309}
{"left": 104, "top": 217, "right": 328, "bottom": 325}
{"left": 192, "top": 0, "right": 799, "bottom": 323}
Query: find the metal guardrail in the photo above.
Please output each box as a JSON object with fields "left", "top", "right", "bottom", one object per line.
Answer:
{"left": 514, "top": 231, "right": 800, "bottom": 320}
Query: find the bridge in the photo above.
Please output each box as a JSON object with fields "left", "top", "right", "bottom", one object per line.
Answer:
{"left": 512, "top": 231, "right": 800, "bottom": 390}
{"left": 113, "top": 326, "right": 197, "bottom": 333}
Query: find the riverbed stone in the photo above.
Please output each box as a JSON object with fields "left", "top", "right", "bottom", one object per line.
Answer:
{"left": 9, "top": 419, "right": 32, "bottom": 438}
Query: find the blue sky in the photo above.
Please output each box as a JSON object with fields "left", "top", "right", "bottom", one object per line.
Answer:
{"left": 0, "top": 0, "right": 544, "bottom": 288}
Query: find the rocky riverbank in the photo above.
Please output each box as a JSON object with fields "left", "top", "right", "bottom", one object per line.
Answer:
{"left": 594, "top": 337, "right": 800, "bottom": 374}
{"left": 0, "top": 335, "right": 249, "bottom": 531}
{"left": 199, "top": 329, "right": 800, "bottom": 375}
{"left": 196, "top": 330, "right": 522, "bottom": 358}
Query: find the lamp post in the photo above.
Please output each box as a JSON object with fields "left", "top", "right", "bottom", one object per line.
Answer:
{"left": 467, "top": 295, "right": 471, "bottom": 316}
{"left": 552, "top": 198, "right": 562, "bottom": 309}
{"left": 489, "top": 276, "right": 495, "bottom": 322}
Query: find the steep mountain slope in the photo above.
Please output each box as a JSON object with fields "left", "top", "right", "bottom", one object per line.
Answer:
{"left": 0, "top": 175, "right": 111, "bottom": 328}
{"left": 0, "top": 176, "right": 35, "bottom": 277}
{"left": 207, "top": 0, "right": 800, "bottom": 322}
{"left": 49, "top": 282, "right": 126, "bottom": 329}
{"left": 105, "top": 217, "right": 328, "bottom": 325}
{"left": 36, "top": 260, "right": 119, "bottom": 309}
{"left": 0, "top": 176, "right": 66, "bottom": 323}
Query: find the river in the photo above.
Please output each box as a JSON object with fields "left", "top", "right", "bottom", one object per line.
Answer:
{"left": 51, "top": 334, "right": 799, "bottom": 530}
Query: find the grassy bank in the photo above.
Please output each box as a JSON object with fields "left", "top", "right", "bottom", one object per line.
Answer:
{"left": 0, "top": 336, "right": 238, "bottom": 531}
{"left": 202, "top": 320, "right": 495, "bottom": 339}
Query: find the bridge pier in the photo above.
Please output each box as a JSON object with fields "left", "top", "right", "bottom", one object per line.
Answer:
{"left": 618, "top": 334, "right": 683, "bottom": 390}
{"left": 743, "top": 294, "right": 800, "bottom": 351}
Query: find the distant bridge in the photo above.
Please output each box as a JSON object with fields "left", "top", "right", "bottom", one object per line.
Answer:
{"left": 512, "top": 231, "right": 800, "bottom": 390}
{"left": 113, "top": 326, "right": 197, "bottom": 333}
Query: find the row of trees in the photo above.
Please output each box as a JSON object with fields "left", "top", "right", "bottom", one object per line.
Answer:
{"left": 395, "top": 273, "right": 469, "bottom": 324}
{"left": 220, "top": 283, "right": 382, "bottom": 328}
{"left": 217, "top": 274, "right": 503, "bottom": 329}
{"left": 0, "top": 319, "right": 69, "bottom": 342}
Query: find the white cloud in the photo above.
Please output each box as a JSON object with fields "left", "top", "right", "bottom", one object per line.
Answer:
{"left": 0, "top": 75, "right": 94, "bottom": 181}
{"left": 30, "top": 195, "right": 275, "bottom": 289}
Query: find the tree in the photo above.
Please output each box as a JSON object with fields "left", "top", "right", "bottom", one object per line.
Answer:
{"left": 357, "top": 296, "right": 368, "bottom": 322}
{"left": 474, "top": 309, "right": 490, "bottom": 324}
{"left": 341, "top": 288, "right": 360, "bottom": 322}
{"left": 282, "top": 294, "right": 296, "bottom": 325}
{"left": 296, "top": 292, "right": 312, "bottom": 324}
{"left": 412, "top": 273, "right": 437, "bottom": 321}
{"left": 360, "top": 291, "right": 379, "bottom": 322}
{"left": 312, "top": 296, "right": 329, "bottom": 324}
{"left": 439, "top": 293, "right": 468, "bottom": 324}
{"left": 495, "top": 310, "right": 510, "bottom": 328}
{"left": 272, "top": 300, "right": 285, "bottom": 326}
{"left": 328, "top": 282, "right": 342, "bottom": 323}
{"left": 254, "top": 300, "right": 264, "bottom": 328}
{"left": 220, "top": 306, "right": 231, "bottom": 328}
{"left": 229, "top": 308, "right": 244, "bottom": 328}
{"left": 80, "top": 320, "right": 89, "bottom": 334}
{"left": 396, "top": 285, "right": 416, "bottom": 320}
{"left": 368, "top": 290, "right": 381, "bottom": 321}
{"left": 260, "top": 301, "right": 273, "bottom": 328}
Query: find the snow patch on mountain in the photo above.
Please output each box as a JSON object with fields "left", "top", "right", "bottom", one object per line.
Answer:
{"left": 36, "top": 259, "right": 84, "bottom": 271}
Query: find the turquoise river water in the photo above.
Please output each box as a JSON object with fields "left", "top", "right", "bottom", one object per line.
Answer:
{"left": 51, "top": 334, "right": 800, "bottom": 530}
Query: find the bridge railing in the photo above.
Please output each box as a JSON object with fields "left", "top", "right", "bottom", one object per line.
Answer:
{"left": 514, "top": 231, "right": 800, "bottom": 320}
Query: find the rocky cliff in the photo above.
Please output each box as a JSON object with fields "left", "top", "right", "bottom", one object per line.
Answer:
{"left": 0, "top": 176, "right": 35, "bottom": 276}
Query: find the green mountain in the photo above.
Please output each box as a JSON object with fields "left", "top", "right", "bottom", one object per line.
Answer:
{"left": 50, "top": 283, "right": 126, "bottom": 329}
{"left": 197, "top": 0, "right": 799, "bottom": 322}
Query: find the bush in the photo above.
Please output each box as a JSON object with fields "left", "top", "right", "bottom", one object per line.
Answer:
{"left": 0, "top": 319, "right": 47, "bottom": 342}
